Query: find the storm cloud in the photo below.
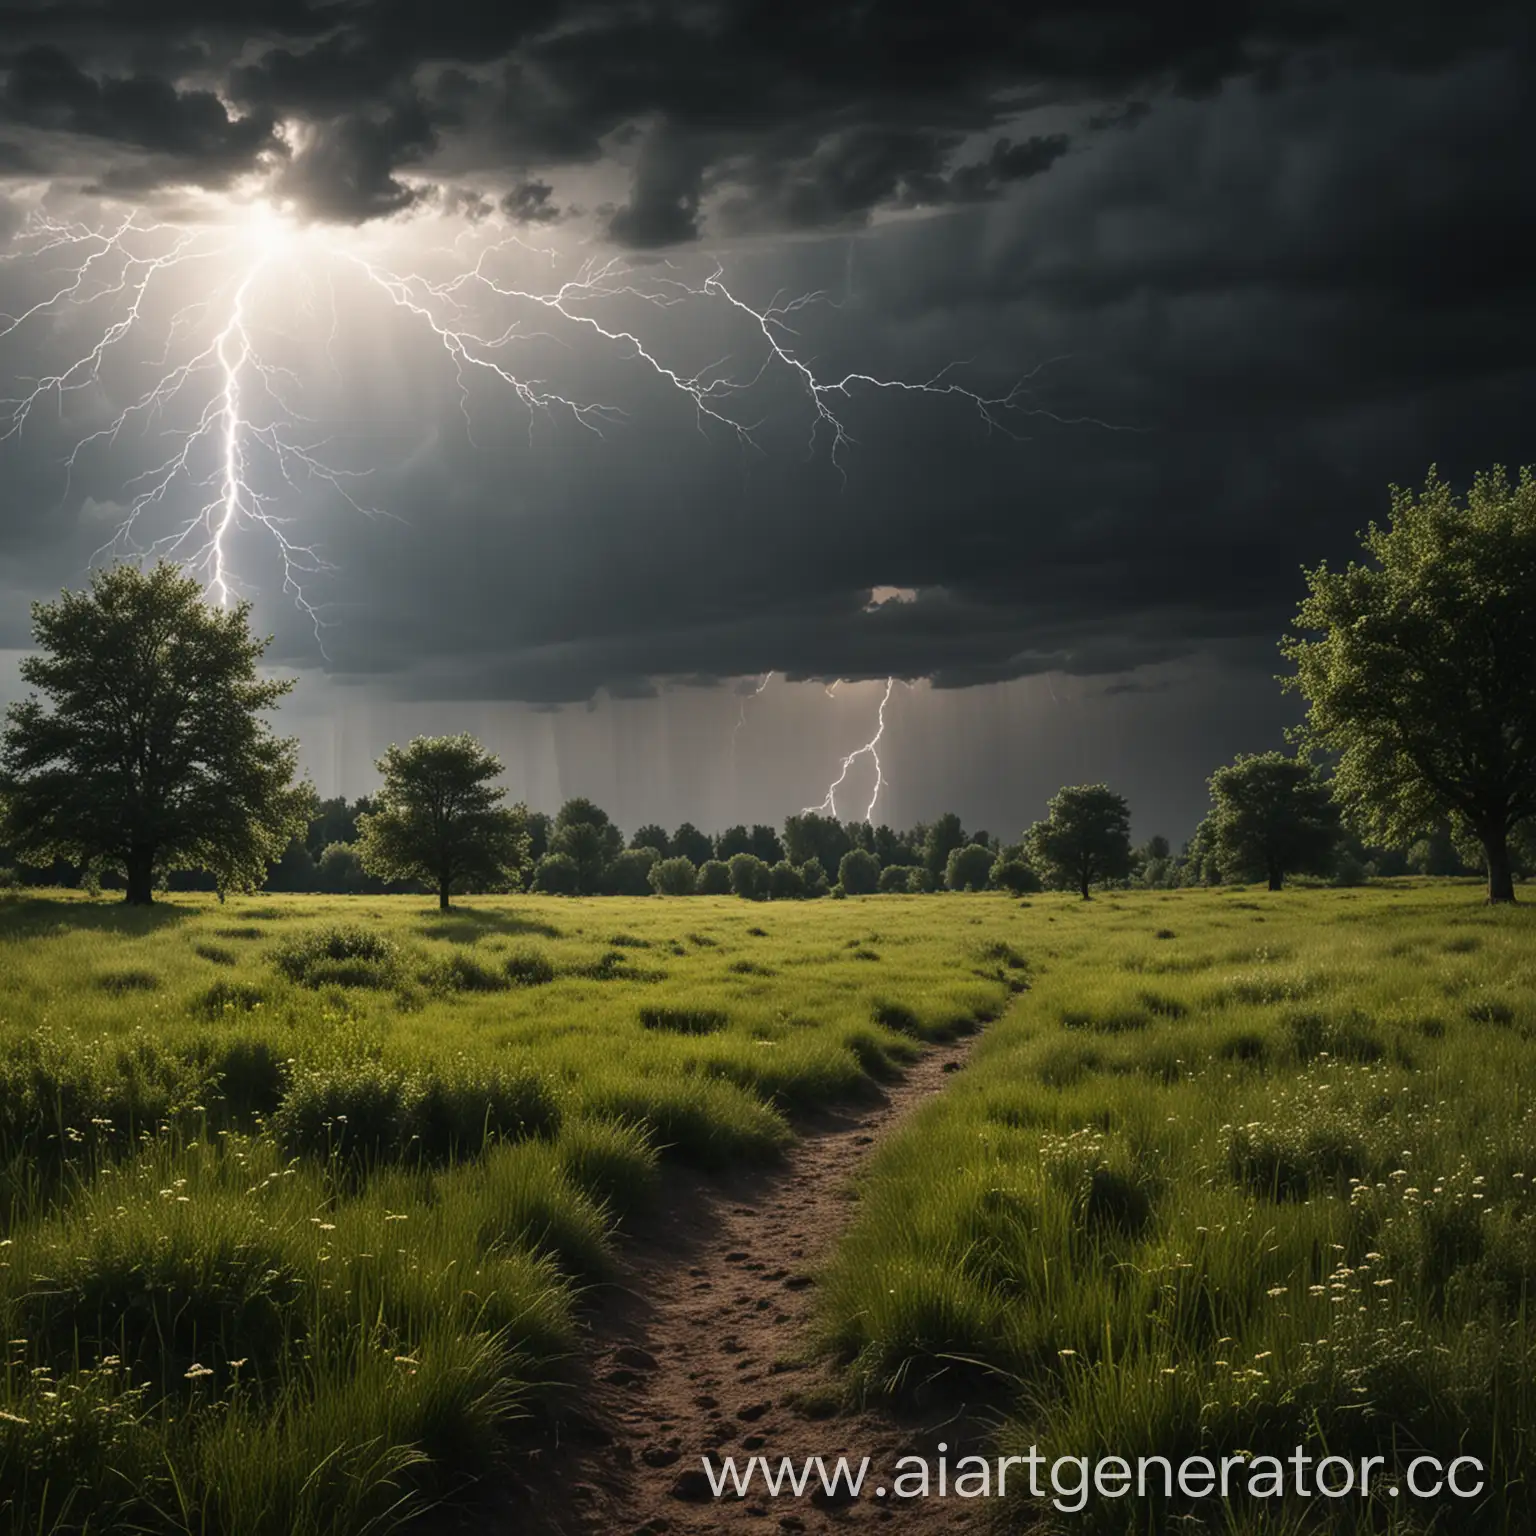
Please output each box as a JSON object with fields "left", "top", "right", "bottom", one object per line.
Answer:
{"left": 0, "top": 1, "right": 1532, "bottom": 835}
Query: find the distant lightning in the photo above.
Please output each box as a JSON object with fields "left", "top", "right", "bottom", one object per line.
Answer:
{"left": 805, "top": 675, "right": 895, "bottom": 823}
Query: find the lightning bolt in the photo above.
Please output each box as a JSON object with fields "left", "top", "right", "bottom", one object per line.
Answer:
{"left": 805, "top": 675, "right": 895, "bottom": 824}
{"left": 1, "top": 206, "right": 1125, "bottom": 680}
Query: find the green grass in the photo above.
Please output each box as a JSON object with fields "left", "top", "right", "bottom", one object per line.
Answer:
{"left": 815, "top": 880, "right": 1536, "bottom": 1533}
{"left": 0, "top": 887, "right": 1017, "bottom": 1534}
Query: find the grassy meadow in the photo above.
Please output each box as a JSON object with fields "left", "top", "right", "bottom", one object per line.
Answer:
{"left": 3, "top": 880, "right": 1534, "bottom": 1534}
{"left": 0, "top": 887, "right": 1017, "bottom": 1535}
{"left": 820, "top": 880, "right": 1536, "bottom": 1531}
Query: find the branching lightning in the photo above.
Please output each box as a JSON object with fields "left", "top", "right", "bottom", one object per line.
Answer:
{"left": 1, "top": 201, "right": 1115, "bottom": 810}
{"left": 804, "top": 675, "right": 895, "bottom": 823}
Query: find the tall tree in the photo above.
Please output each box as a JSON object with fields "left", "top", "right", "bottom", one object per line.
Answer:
{"left": 922, "top": 812, "right": 967, "bottom": 882}
{"left": 356, "top": 734, "right": 530, "bottom": 909}
{"left": 630, "top": 823, "right": 671, "bottom": 856}
{"left": 0, "top": 563, "right": 310, "bottom": 904}
{"left": 1283, "top": 465, "right": 1536, "bottom": 902}
{"left": 1026, "top": 784, "right": 1133, "bottom": 900}
{"left": 1207, "top": 752, "right": 1341, "bottom": 890}
{"left": 671, "top": 821, "right": 714, "bottom": 867}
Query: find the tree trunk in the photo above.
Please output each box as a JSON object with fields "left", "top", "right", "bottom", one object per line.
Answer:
{"left": 438, "top": 872, "right": 451, "bottom": 911}
{"left": 124, "top": 848, "right": 155, "bottom": 906}
{"left": 1268, "top": 862, "right": 1284, "bottom": 892}
{"left": 1485, "top": 831, "right": 1517, "bottom": 904}
{"left": 1080, "top": 867, "right": 1092, "bottom": 901}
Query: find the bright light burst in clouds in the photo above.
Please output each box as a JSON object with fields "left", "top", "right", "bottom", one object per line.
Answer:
{"left": 0, "top": 190, "right": 1094, "bottom": 661}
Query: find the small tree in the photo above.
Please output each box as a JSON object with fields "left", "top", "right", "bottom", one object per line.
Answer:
{"left": 531, "top": 851, "right": 579, "bottom": 894}
{"left": 1207, "top": 752, "right": 1341, "bottom": 890}
{"left": 798, "top": 857, "right": 830, "bottom": 898}
{"left": 878, "top": 864, "right": 915, "bottom": 893}
{"left": 922, "top": 812, "right": 967, "bottom": 883}
{"left": 727, "top": 851, "right": 770, "bottom": 900}
{"left": 1026, "top": 784, "right": 1133, "bottom": 900}
{"left": 604, "top": 845, "right": 658, "bottom": 895}
{"left": 715, "top": 824, "right": 753, "bottom": 860}
{"left": 356, "top": 734, "right": 530, "bottom": 910}
{"left": 838, "top": 847, "right": 881, "bottom": 895}
{"left": 769, "top": 859, "right": 804, "bottom": 899}
{"left": 551, "top": 798, "right": 622, "bottom": 893}
{"left": 696, "top": 858, "right": 732, "bottom": 895}
{"left": 1283, "top": 465, "right": 1536, "bottom": 902}
{"left": 649, "top": 855, "right": 697, "bottom": 895}
{"left": 630, "top": 823, "right": 671, "bottom": 856}
{"left": 991, "top": 857, "right": 1041, "bottom": 895}
{"left": 671, "top": 821, "right": 715, "bottom": 867}
{"left": 0, "top": 563, "right": 311, "bottom": 904}
{"left": 946, "top": 842, "right": 995, "bottom": 891}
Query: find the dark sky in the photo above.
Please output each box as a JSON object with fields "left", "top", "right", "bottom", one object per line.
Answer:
{"left": 0, "top": 2, "right": 1532, "bottom": 842}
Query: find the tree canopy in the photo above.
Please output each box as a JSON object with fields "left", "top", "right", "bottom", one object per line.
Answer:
{"left": 1026, "top": 784, "right": 1133, "bottom": 899}
{"left": 0, "top": 562, "right": 311, "bottom": 904}
{"left": 1283, "top": 465, "right": 1536, "bottom": 902}
{"left": 356, "top": 734, "right": 530, "bottom": 909}
{"left": 1206, "top": 752, "right": 1340, "bottom": 890}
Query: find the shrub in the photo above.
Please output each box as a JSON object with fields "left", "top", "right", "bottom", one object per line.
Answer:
{"left": 838, "top": 848, "right": 881, "bottom": 895}
{"left": 945, "top": 843, "right": 996, "bottom": 891}
{"left": 531, "top": 852, "right": 580, "bottom": 894}
{"left": 991, "top": 858, "right": 1042, "bottom": 894}
{"left": 696, "top": 859, "right": 732, "bottom": 895}
{"left": 271, "top": 925, "right": 399, "bottom": 988}
{"left": 769, "top": 859, "right": 805, "bottom": 899}
{"left": 878, "top": 864, "right": 915, "bottom": 893}
{"left": 727, "top": 852, "right": 770, "bottom": 900}
{"left": 649, "top": 856, "right": 698, "bottom": 896}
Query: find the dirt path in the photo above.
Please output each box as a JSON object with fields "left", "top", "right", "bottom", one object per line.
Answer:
{"left": 537, "top": 1038, "right": 995, "bottom": 1536}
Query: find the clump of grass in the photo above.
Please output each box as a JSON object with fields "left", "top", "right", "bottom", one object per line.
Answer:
{"left": 1061, "top": 1004, "right": 1152, "bottom": 1033}
{"left": 608, "top": 933, "right": 651, "bottom": 948}
{"left": 638, "top": 1004, "right": 729, "bottom": 1035}
{"left": 554, "top": 1116, "right": 659, "bottom": 1216}
{"left": 1285, "top": 1006, "right": 1385, "bottom": 1062}
{"left": 93, "top": 967, "right": 161, "bottom": 994}
{"left": 271, "top": 1058, "right": 559, "bottom": 1164}
{"left": 503, "top": 946, "right": 556, "bottom": 986}
{"left": 272, "top": 925, "right": 400, "bottom": 989}
{"left": 193, "top": 940, "right": 239, "bottom": 966}
{"left": 421, "top": 950, "right": 508, "bottom": 993}
{"left": 193, "top": 978, "right": 268, "bottom": 1017}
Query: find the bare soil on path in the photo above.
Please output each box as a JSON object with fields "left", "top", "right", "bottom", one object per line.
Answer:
{"left": 505, "top": 1035, "right": 999, "bottom": 1536}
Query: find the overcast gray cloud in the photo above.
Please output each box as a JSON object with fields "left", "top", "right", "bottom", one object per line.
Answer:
{"left": 0, "top": 2, "right": 1532, "bottom": 837}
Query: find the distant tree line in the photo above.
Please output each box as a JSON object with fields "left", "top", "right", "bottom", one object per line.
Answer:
{"left": 2, "top": 465, "right": 1534, "bottom": 904}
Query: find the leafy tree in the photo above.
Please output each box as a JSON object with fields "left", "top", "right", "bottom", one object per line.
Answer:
{"left": 749, "top": 823, "right": 785, "bottom": 865}
{"left": 315, "top": 841, "right": 370, "bottom": 894}
{"left": 1177, "top": 815, "right": 1224, "bottom": 887}
{"left": 630, "top": 823, "right": 670, "bottom": 856}
{"left": 554, "top": 820, "right": 616, "bottom": 894}
{"left": 715, "top": 824, "right": 753, "bottom": 860}
{"left": 782, "top": 812, "right": 851, "bottom": 870}
{"left": 649, "top": 855, "right": 697, "bottom": 895}
{"left": 672, "top": 821, "right": 714, "bottom": 867}
{"left": 1207, "top": 752, "right": 1341, "bottom": 890}
{"left": 696, "top": 858, "right": 731, "bottom": 895}
{"left": 727, "top": 852, "right": 770, "bottom": 900}
{"left": 1283, "top": 465, "right": 1536, "bottom": 902}
{"left": 531, "top": 851, "right": 579, "bottom": 894}
{"left": 525, "top": 810, "right": 552, "bottom": 863}
{"left": 991, "top": 857, "right": 1041, "bottom": 895}
{"left": 872, "top": 824, "right": 916, "bottom": 868}
{"left": 922, "top": 812, "right": 967, "bottom": 883}
{"left": 878, "top": 864, "right": 915, "bottom": 893}
{"left": 551, "top": 797, "right": 622, "bottom": 892}
{"left": 946, "top": 842, "right": 995, "bottom": 891}
{"left": 266, "top": 837, "right": 316, "bottom": 893}
{"left": 838, "top": 847, "right": 881, "bottom": 895}
{"left": 604, "top": 845, "right": 658, "bottom": 895}
{"left": 0, "top": 563, "right": 311, "bottom": 904}
{"left": 1026, "top": 784, "right": 1133, "bottom": 900}
{"left": 1406, "top": 820, "right": 1467, "bottom": 877}
{"left": 769, "top": 859, "right": 804, "bottom": 899}
{"left": 355, "top": 734, "right": 530, "bottom": 909}
{"left": 797, "top": 857, "right": 830, "bottom": 898}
